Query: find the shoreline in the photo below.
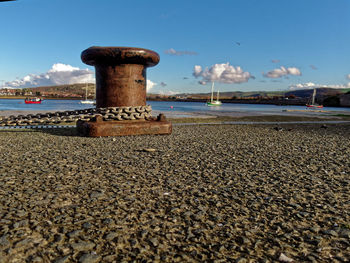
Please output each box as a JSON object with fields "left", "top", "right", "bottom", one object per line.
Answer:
{"left": 1, "top": 108, "right": 350, "bottom": 122}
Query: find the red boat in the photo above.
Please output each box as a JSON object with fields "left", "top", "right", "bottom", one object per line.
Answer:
{"left": 306, "top": 104, "right": 323, "bottom": 108}
{"left": 24, "top": 98, "right": 42, "bottom": 104}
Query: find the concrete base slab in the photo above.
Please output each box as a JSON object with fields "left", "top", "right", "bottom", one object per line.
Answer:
{"left": 76, "top": 114, "right": 172, "bottom": 137}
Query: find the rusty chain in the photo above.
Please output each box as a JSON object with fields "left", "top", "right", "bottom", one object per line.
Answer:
{"left": 0, "top": 105, "right": 152, "bottom": 127}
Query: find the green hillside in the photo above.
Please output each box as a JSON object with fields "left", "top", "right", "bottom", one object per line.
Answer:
{"left": 28, "top": 83, "right": 95, "bottom": 96}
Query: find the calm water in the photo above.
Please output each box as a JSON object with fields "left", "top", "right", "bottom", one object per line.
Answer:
{"left": 149, "top": 101, "right": 350, "bottom": 113}
{"left": 1, "top": 99, "right": 350, "bottom": 114}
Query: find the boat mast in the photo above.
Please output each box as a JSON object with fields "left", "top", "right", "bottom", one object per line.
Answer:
{"left": 211, "top": 82, "right": 214, "bottom": 103}
{"left": 312, "top": 88, "right": 316, "bottom": 105}
{"left": 217, "top": 90, "right": 220, "bottom": 102}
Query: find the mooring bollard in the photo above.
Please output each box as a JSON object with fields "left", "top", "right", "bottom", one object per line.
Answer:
{"left": 77, "top": 46, "right": 172, "bottom": 137}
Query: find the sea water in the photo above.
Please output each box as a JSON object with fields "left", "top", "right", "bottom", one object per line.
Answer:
{"left": 0, "top": 99, "right": 350, "bottom": 114}
{"left": 149, "top": 101, "right": 350, "bottom": 114}
{"left": 0, "top": 99, "right": 93, "bottom": 112}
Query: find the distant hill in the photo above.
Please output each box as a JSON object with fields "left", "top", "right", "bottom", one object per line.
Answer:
{"left": 8, "top": 84, "right": 350, "bottom": 100}
{"left": 174, "top": 90, "right": 286, "bottom": 99}
{"left": 28, "top": 83, "right": 95, "bottom": 96}
{"left": 284, "top": 88, "right": 350, "bottom": 98}
{"left": 176, "top": 87, "right": 350, "bottom": 99}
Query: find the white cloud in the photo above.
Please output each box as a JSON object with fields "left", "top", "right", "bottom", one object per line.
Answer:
{"left": 156, "top": 90, "right": 178, "bottom": 95}
{"left": 146, "top": 81, "right": 176, "bottom": 94}
{"left": 3, "top": 63, "right": 94, "bottom": 89}
{"left": 2, "top": 64, "right": 160, "bottom": 93}
{"left": 263, "top": 66, "right": 301, "bottom": 78}
{"left": 193, "top": 65, "right": 202, "bottom": 78}
{"left": 146, "top": 79, "right": 156, "bottom": 91}
{"left": 289, "top": 82, "right": 350, "bottom": 90}
{"left": 346, "top": 74, "right": 350, "bottom": 80}
{"left": 193, "top": 63, "right": 252, "bottom": 84}
{"left": 165, "top": 48, "right": 198, "bottom": 56}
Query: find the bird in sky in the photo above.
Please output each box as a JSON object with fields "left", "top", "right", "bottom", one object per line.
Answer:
{"left": 235, "top": 42, "right": 241, "bottom": 46}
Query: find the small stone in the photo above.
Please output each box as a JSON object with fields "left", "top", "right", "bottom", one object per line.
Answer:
{"left": 0, "top": 235, "right": 10, "bottom": 249}
{"left": 102, "top": 218, "right": 114, "bottom": 225}
{"left": 90, "top": 191, "right": 104, "bottom": 199}
{"left": 266, "top": 249, "right": 276, "bottom": 256}
{"left": 16, "top": 210, "right": 27, "bottom": 217}
{"left": 54, "top": 215, "right": 65, "bottom": 222}
{"left": 79, "top": 253, "right": 100, "bottom": 263}
{"left": 143, "top": 148, "right": 156, "bottom": 152}
{"left": 236, "top": 258, "right": 247, "bottom": 263}
{"left": 307, "top": 255, "right": 318, "bottom": 263}
{"left": 31, "top": 256, "right": 43, "bottom": 263}
{"left": 105, "top": 232, "right": 118, "bottom": 241}
{"left": 103, "top": 255, "right": 117, "bottom": 262}
{"left": 57, "top": 245, "right": 71, "bottom": 255}
{"left": 150, "top": 237, "right": 159, "bottom": 247}
{"left": 15, "top": 238, "right": 32, "bottom": 249}
{"left": 323, "top": 230, "right": 338, "bottom": 237}
{"left": 83, "top": 222, "right": 92, "bottom": 229}
{"left": 67, "top": 230, "right": 83, "bottom": 238}
{"left": 71, "top": 241, "right": 95, "bottom": 252}
{"left": 140, "top": 230, "right": 148, "bottom": 239}
{"left": 339, "top": 229, "right": 350, "bottom": 238}
{"left": 279, "top": 253, "right": 294, "bottom": 262}
{"left": 0, "top": 219, "right": 11, "bottom": 224}
{"left": 310, "top": 226, "right": 320, "bottom": 233}
{"left": 13, "top": 219, "right": 29, "bottom": 229}
{"left": 54, "top": 255, "right": 71, "bottom": 263}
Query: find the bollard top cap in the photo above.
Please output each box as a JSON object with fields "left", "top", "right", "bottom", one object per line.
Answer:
{"left": 81, "top": 46, "right": 160, "bottom": 67}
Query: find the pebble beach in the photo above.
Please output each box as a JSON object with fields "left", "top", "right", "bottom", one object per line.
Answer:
{"left": 0, "top": 122, "right": 349, "bottom": 262}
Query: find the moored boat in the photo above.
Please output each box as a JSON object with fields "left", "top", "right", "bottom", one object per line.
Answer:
{"left": 207, "top": 82, "right": 222, "bottom": 106}
{"left": 306, "top": 88, "right": 323, "bottom": 108}
{"left": 24, "top": 97, "right": 42, "bottom": 104}
{"left": 306, "top": 104, "right": 323, "bottom": 108}
{"left": 80, "top": 83, "right": 95, "bottom": 104}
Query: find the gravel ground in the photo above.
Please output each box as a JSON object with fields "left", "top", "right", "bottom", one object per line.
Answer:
{"left": 0, "top": 123, "right": 349, "bottom": 262}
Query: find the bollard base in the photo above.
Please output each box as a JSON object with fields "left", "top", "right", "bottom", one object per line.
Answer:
{"left": 76, "top": 114, "right": 172, "bottom": 137}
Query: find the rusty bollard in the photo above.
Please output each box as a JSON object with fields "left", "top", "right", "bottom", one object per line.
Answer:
{"left": 77, "top": 46, "right": 172, "bottom": 137}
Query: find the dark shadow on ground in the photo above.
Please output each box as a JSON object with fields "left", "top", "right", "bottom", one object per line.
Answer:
{"left": 36, "top": 127, "right": 80, "bottom": 137}
{"left": 0, "top": 127, "right": 80, "bottom": 137}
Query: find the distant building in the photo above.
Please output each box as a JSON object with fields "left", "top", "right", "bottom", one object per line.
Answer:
{"left": 0, "top": 88, "right": 15, "bottom": 96}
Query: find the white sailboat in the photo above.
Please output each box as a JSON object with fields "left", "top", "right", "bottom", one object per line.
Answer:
{"left": 80, "top": 83, "right": 95, "bottom": 104}
{"left": 306, "top": 88, "right": 323, "bottom": 108}
{"left": 206, "top": 82, "right": 222, "bottom": 106}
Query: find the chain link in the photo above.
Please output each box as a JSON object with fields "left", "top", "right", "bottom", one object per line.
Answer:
{"left": 0, "top": 105, "right": 152, "bottom": 127}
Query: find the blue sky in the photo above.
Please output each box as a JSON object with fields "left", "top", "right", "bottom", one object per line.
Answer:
{"left": 0, "top": 0, "right": 349, "bottom": 94}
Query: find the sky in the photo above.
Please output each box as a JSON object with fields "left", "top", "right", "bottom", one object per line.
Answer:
{"left": 0, "top": 0, "right": 349, "bottom": 94}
